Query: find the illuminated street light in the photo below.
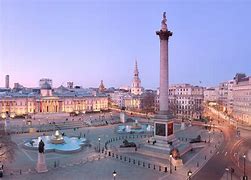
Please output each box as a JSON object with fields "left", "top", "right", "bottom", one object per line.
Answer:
{"left": 113, "top": 170, "right": 117, "bottom": 180}
{"left": 187, "top": 170, "right": 192, "bottom": 180}
{"left": 98, "top": 137, "right": 101, "bottom": 152}
{"left": 225, "top": 167, "right": 229, "bottom": 180}
{"left": 243, "top": 154, "right": 247, "bottom": 180}
{"left": 169, "top": 154, "right": 172, "bottom": 174}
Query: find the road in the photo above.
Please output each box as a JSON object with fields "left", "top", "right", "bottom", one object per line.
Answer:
{"left": 193, "top": 110, "right": 251, "bottom": 180}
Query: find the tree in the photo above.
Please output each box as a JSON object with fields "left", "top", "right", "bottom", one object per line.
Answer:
{"left": 141, "top": 92, "right": 156, "bottom": 113}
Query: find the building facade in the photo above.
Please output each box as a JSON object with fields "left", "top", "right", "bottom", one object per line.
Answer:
{"left": 204, "top": 87, "right": 218, "bottom": 102}
{"left": 232, "top": 74, "right": 251, "bottom": 125}
{"left": 155, "top": 84, "right": 204, "bottom": 119}
{"left": 0, "top": 84, "right": 108, "bottom": 118}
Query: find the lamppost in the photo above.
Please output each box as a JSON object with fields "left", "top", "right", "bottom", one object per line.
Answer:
{"left": 243, "top": 154, "right": 247, "bottom": 180}
{"left": 230, "top": 167, "right": 234, "bottom": 180}
{"left": 113, "top": 170, "right": 117, "bottom": 180}
{"left": 169, "top": 154, "right": 172, "bottom": 174}
{"left": 208, "top": 130, "right": 211, "bottom": 143}
{"left": 187, "top": 170, "right": 192, "bottom": 180}
{"left": 225, "top": 167, "right": 229, "bottom": 180}
{"left": 98, "top": 137, "right": 101, "bottom": 152}
{"left": 210, "top": 119, "right": 212, "bottom": 131}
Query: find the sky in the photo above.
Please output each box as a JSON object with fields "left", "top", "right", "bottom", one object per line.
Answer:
{"left": 0, "top": 0, "right": 251, "bottom": 89}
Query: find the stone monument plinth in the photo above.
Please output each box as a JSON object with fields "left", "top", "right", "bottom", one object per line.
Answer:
{"left": 120, "top": 111, "right": 126, "bottom": 123}
{"left": 36, "top": 153, "right": 48, "bottom": 173}
{"left": 180, "top": 121, "right": 186, "bottom": 130}
{"left": 36, "top": 139, "right": 48, "bottom": 173}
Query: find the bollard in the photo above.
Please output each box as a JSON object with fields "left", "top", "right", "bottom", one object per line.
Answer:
{"left": 108, "top": 151, "right": 111, "bottom": 156}
{"left": 165, "top": 167, "right": 167, "bottom": 172}
{"left": 129, "top": 158, "right": 131, "bottom": 163}
{"left": 133, "top": 159, "right": 135, "bottom": 164}
{"left": 175, "top": 166, "right": 176, "bottom": 171}
{"left": 148, "top": 163, "right": 150, "bottom": 168}
{"left": 153, "top": 165, "right": 155, "bottom": 170}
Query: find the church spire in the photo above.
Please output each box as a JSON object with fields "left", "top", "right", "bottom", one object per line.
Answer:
{"left": 134, "top": 60, "right": 139, "bottom": 77}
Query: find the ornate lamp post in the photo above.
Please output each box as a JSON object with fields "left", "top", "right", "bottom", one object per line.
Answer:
{"left": 113, "top": 170, "right": 117, "bottom": 180}
{"left": 169, "top": 154, "right": 172, "bottom": 174}
{"left": 187, "top": 170, "right": 192, "bottom": 180}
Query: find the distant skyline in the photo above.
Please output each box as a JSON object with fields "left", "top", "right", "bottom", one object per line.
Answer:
{"left": 1, "top": 0, "right": 251, "bottom": 89}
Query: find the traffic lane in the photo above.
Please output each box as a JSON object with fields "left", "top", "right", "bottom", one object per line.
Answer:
{"left": 193, "top": 127, "right": 239, "bottom": 180}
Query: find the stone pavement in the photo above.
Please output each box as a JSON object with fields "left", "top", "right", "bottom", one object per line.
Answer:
{"left": 4, "top": 158, "right": 163, "bottom": 180}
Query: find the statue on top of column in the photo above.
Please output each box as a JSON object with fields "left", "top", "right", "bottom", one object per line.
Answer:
{"left": 161, "top": 12, "right": 167, "bottom": 31}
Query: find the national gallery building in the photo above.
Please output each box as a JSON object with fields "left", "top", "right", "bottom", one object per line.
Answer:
{"left": 0, "top": 83, "right": 108, "bottom": 118}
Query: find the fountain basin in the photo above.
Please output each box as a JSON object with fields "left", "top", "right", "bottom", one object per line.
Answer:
{"left": 117, "top": 124, "right": 153, "bottom": 133}
{"left": 24, "top": 136, "right": 87, "bottom": 154}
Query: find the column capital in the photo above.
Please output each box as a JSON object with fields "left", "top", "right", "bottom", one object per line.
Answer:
{"left": 156, "top": 30, "right": 173, "bottom": 40}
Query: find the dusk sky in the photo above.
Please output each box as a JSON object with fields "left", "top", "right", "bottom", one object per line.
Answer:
{"left": 0, "top": 0, "right": 251, "bottom": 89}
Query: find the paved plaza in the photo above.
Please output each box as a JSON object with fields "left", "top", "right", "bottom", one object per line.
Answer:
{"left": 0, "top": 112, "right": 225, "bottom": 180}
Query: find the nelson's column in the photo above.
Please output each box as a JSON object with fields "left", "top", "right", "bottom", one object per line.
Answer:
{"left": 153, "top": 12, "right": 174, "bottom": 145}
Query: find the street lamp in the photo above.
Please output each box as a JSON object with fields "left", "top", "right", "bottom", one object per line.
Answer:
{"left": 98, "top": 137, "right": 101, "bottom": 152}
{"left": 187, "top": 170, "right": 192, "bottom": 180}
{"left": 169, "top": 154, "right": 172, "bottom": 174}
{"left": 208, "top": 131, "right": 211, "bottom": 143}
{"left": 113, "top": 170, "right": 117, "bottom": 180}
{"left": 243, "top": 154, "right": 247, "bottom": 180}
{"left": 210, "top": 119, "right": 212, "bottom": 131}
{"left": 225, "top": 167, "right": 229, "bottom": 180}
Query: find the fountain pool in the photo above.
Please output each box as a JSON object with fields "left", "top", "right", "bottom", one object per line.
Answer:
{"left": 24, "top": 131, "right": 87, "bottom": 153}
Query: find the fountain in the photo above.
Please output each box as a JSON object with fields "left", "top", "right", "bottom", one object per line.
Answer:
{"left": 50, "top": 130, "right": 65, "bottom": 144}
{"left": 117, "top": 119, "right": 153, "bottom": 133}
{"left": 131, "top": 120, "right": 142, "bottom": 130}
{"left": 23, "top": 130, "right": 87, "bottom": 153}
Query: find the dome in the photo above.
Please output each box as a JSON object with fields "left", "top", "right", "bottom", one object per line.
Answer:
{"left": 41, "top": 82, "right": 52, "bottom": 90}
